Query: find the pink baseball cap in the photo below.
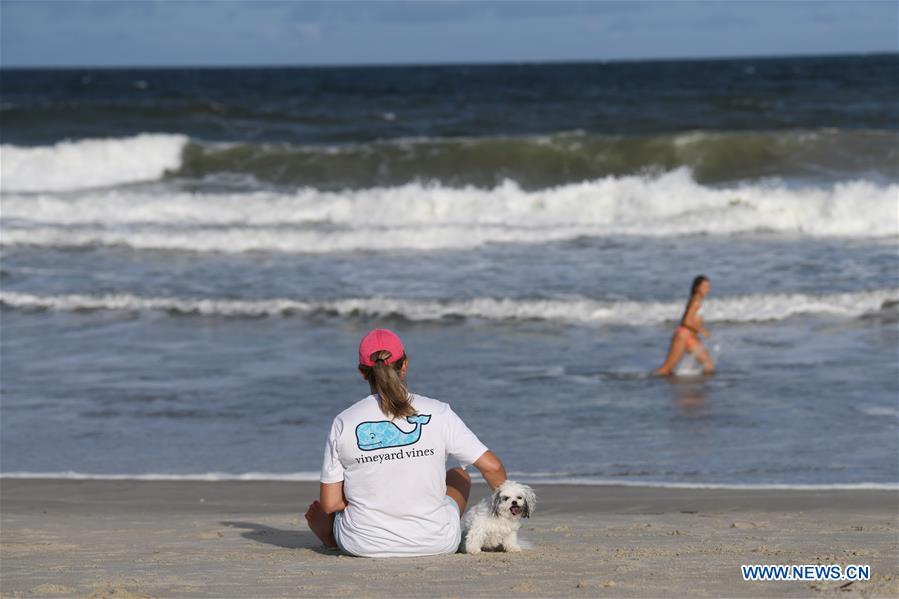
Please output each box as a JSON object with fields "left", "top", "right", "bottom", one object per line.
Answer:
{"left": 358, "top": 329, "right": 405, "bottom": 366}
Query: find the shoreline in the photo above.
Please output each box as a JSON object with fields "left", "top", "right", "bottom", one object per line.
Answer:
{"left": 2, "top": 479, "right": 897, "bottom": 597}
{"left": 2, "top": 473, "right": 898, "bottom": 491}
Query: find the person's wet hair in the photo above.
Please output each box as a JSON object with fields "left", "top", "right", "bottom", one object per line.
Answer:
{"left": 691, "top": 275, "right": 709, "bottom": 295}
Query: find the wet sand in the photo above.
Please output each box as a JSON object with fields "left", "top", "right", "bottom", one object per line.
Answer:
{"left": 1, "top": 479, "right": 897, "bottom": 597}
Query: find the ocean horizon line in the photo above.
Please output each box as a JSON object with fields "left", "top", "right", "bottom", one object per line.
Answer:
{"left": 2, "top": 50, "right": 896, "bottom": 72}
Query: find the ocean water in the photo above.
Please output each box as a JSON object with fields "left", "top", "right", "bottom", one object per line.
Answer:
{"left": 1, "top": 55, "right": 897, "bottom": 487}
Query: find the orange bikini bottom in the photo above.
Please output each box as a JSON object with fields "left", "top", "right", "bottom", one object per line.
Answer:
{"left": 674, "top": 326, "right": 700, "bottom": 351}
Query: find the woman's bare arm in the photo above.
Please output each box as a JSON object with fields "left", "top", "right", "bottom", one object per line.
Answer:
{"left": 319, "top": 481, "right": 348, "bottom": 514}
{"left": 681, "top": 294, "right": 705, "bottom": 334}
{"left": 473, "top": 451, "right": 507, "bottom": 489}
{"left": 698, "top": 317, "right": 711, "bottom": 338}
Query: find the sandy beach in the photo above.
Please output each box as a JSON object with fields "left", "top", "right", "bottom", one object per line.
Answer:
{"left": 0, "top": 479, "right": 896, "bottom": 598}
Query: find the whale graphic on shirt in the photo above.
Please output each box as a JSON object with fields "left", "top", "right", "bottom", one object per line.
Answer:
{"left": 355, "top": 414, "right": 431, "bottom": 451}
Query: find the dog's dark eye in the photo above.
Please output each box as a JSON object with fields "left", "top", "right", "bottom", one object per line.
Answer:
{"left": 501, "top": 496, "right": 508, "bottom": 501}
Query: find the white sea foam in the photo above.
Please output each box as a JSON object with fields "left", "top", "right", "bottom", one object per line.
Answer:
{"left": 0, "top": 134, "right": 188, "bottom": 192}
{"left": 1, "top": 289, "right": 894, "bottom": 324}
{"left": 1, "top": 170, "right": 896, "bottom": 252}
{"left": 0, "top": 471, "right": 322, "bottom": 482}
{"left": 1, "top": 471, "right": 895, "bottom": 489}
{"left": 857, "top": 406, "right": 899, "bottom": 418}
{"left": 500, "top": 477, "right": 899, "bottom": 490}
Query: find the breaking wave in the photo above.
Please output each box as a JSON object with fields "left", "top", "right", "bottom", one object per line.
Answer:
{"left": 2, "top": 289, "right": 895, "bottom": 324}
{"left": 2, "top": 170, "right": 896, "bottom": 253}
{"left": 0, "top": 133, "right": 188, "bottom": 192}
{"left": 2, "top": 129, "right": 896, "bottom": 193}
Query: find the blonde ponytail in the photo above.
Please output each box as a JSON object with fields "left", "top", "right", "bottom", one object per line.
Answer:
{"left": 359, "top": 350, "right": 414, "bottom": 419}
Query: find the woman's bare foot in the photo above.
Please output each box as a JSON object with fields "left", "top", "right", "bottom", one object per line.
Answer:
{"left": 304, "top": 500, "right": 338, "bottom": 548}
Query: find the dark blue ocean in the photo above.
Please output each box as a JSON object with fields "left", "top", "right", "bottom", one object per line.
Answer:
{"left": 1, "top": 54, "right": 897, "bottom": 486}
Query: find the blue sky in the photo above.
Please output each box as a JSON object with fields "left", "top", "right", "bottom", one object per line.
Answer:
{"left": 2, "top": 1, "right": 896, "bottom": 67}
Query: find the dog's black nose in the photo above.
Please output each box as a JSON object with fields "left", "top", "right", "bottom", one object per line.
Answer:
{"left": 511, "top": 501, "right": 518, "bottom": 506}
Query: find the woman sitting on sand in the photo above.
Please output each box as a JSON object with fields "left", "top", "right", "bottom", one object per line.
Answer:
{"left": 305, "top": 328, "right": 507, "bottom": 557}
{"left": 653, "top": 275, "right": 715, "bottom": 376}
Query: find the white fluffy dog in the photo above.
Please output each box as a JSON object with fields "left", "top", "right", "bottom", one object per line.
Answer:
{"left": 461, "top": 480, "right": 536, "bottom": 553}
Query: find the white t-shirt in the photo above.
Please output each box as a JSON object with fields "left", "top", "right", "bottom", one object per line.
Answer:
{"left": 319, "top": 393, "right": 488, "bottom": 558}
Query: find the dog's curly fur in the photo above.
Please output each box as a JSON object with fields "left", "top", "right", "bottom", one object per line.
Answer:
{"left": 460, "top": 480, "right": 536, "bottom": 554}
